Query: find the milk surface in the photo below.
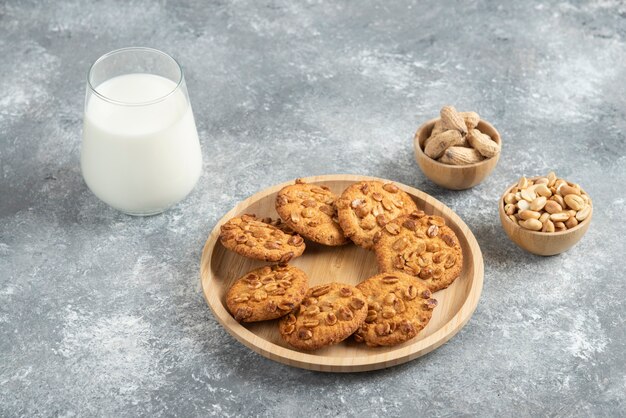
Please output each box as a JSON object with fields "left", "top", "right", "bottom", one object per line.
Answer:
{"left": 81, "top": 73, "right": 202, "bottom": 215}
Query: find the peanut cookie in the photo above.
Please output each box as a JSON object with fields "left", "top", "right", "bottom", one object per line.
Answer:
{"left": 275, "top": 180, "right": 348, "bottom": 246}
{"left": 374, "top": 210, "right": 463, "bottom": 292}
{"left": 278, "top": 282, "right": 368, "bottom": 351}
{"left": 336, "top": 181, "right": 418, "bottom": 250}
{"left": 219, "top": 214, "right": 305, "bottom": 263}
{"left": 226, "top": 264, "right": 308, "bottom": 322}
{"left": 354, "top": 272, "right": 437, "bottom": 347}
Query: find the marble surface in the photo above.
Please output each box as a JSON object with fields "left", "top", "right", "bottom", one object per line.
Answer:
{"left": 1, "top": 0, "right": 625, "bottom": 416}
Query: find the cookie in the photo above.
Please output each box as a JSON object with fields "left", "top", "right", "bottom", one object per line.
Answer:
{"left": 219, "top": 214, "right": 305, "bottom": 263}
{"left": 226, "top": 264, "right": 308, "bottom": 322}
{"left": 336, "top": 181, "right": 418, "bottom": 250}
{"left": 275, "top": 180, "right": 348, "bottom": 246}
{"left": 354, "top": 272, "right": 437, "bottom": 347}
{"left": 278, "top": 282, "right": 368, "bottom": 351}
{"left": 374, "top": 210, "right": 463, "bottom": 292}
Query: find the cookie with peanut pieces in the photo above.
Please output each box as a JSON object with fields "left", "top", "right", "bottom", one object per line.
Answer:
{"left": 275, "top": 179, "right": 348, "bottom": 246}
{"left": 278, "top": 282, "right": 368, "bottom": 351}
{"left": 219, "top": 214, "right": 305, "bottom": 263}
{"left": 226, "top": 264, "right": 308, "bottom": 322}
{"left": 354, "top": 272, "right": 437, "bottom": 347}
{"left": 374, "top": 210, "right": 463, "bottom": 292}
{"left": 336, "top": 181, "right": 418, "bottom": 250}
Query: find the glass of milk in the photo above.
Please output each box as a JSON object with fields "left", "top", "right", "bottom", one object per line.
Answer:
{"left": 81, "top": 47, "right": 202, "bottom": 216}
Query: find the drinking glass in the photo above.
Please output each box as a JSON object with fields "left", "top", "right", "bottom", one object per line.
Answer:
{"left": 81, "top": 47, "right": 202, "bottom": 216}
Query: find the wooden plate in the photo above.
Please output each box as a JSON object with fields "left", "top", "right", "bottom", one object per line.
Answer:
{"left": 200, "top": 175, "right": 484, "bottom": 372}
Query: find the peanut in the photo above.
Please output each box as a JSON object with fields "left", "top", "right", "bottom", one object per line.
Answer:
{"left": 519, "top": 210, "right": 541, "bottom": 220}
{"left": 550, "top": 212, "right": 570, "bottom": 223}
{"left": 461, "top": 111, "right": 480, "bottom": 130}
{"left": 565, "top": 216, "right": 579, "bottom": 229}
{"left": 519, "top": 219, "right": 542, "bottom": 231}
{"left": 544, "top": 200, "right": 562, "bottom": 214}
{"left": 576, "top": 206, "right": 591, "bottom": 222}
{"left": 530, "top": 196, "right": 547, "bottom": 211}
{"left": 430, "top": 119, "right": 444, "bottom": 137}
{"left": 564, "top": 194, "right": 585, "bottom": 211}
{"left": 517, "top": 200, "right": 530, "bottom": 211}
{"left": 438, "top": 146, "right": 484, "bottom": 165}
{"left": 467, "top": 129, "right": 500, "bottom": 158}
{"left": 550, "top": 194, "right": 565, "bottom": 208}
{"left": 520, "top": 187, "right": 537, "bottom": 202}
{"left": 558, "top": 184, "right": 580, "bottom": 197}
{"left": 554, "top": 179, "right": 567, "bottom": 191}
{"left": 518, "top": 177, "right": 530, "bottom": 189}
{"left": 440, "top": 105, "right": 467, "bottom": 135}
{"left": 534, "top": 184, "right": 552, "bottom": 198}
{"left": 424, "top": 130, "right": 464, "bottom": 159}
{"left": 542, "top": 220, "right": 555, "bottom": 232}
{"left": 504, "top": 193, "right": 516, "bottom": 204}
{"left": 547, "top": 172, "right": 557, "bottom": 187}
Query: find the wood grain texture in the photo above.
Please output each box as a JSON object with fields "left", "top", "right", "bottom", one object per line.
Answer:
{"left": 414, "top": 118, "right": 501, "bottom": 190}
{"left": 200, "top": 175, "right": 484, "bottom": 372}
{"left": 498, "top": 179, "right": 593, "bottom": 256}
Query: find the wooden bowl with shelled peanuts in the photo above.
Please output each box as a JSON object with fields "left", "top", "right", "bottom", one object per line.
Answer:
{"left": 414, "top": 106, "right": 502, "bottom": 190}
{"left": 499, "top": 175, "right": 593, "bottom": 256}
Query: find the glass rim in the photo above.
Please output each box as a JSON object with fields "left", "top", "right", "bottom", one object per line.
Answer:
{"left": 86, "top": 47, "right": 185, "bottom": 106}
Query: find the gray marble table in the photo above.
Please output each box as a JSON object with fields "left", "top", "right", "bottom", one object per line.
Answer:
{"left": 1, "top": 0, "right": 625, "bottom": 416}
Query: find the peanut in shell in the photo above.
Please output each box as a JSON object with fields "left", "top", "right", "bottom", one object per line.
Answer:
{"left": 440, "top": 105, "right": 468, "bottom": 135}
{"left": 467, "top": 129, "right": 500, "bottom": 158}
{"left": 424, "top": 130, "right": 464, "bottom": 159}
{"left": 438, "top": 146, "right": 484, "bottom": 165}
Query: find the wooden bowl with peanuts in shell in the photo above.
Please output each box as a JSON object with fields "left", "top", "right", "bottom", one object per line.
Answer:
{"left": 414, "top": 106, "right": 502, "bottom": 190}
{"left": 499, "top": 172, "right": 593, "bottom": 256}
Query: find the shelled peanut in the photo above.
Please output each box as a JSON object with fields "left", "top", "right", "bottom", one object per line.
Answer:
{"left": 503, "top": 172, "right": 592, "bottom": 232}
{"left": 423, "top": 105, "right": 500, "bottom": 165}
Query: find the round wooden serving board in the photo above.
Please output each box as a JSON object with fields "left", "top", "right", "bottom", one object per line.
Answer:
{"left": 200, "top": 175, "right": 484, "bottom": 372}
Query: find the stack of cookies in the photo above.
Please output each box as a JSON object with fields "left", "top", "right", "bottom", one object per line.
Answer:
{"left": 219, "top": 179, "right": 463, "bottom": 351}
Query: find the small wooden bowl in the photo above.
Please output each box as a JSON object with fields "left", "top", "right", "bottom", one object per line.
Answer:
{"left": 498, "top": 179, "right": 593, "bottom": 256}
{"left": 413, "top": 118, "right": 502, "bottom": 190}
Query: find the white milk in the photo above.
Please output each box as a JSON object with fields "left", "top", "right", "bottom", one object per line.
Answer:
{"left": 81, "top": 73, "right": 202, "bottom": 215}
